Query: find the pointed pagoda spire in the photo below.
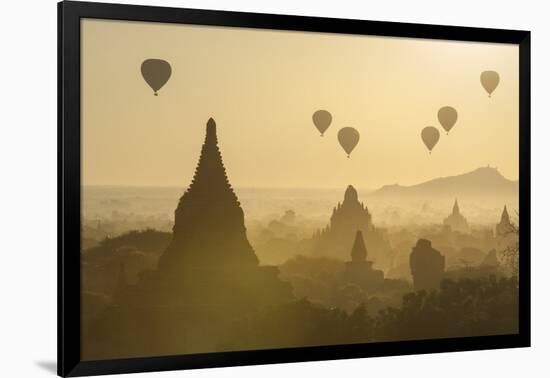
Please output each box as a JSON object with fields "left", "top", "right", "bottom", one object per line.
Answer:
{"left": 351, "top": 230, "right": 367, "bottom": 263}
{"left": 443, "top": 198, "right": 468, "bottom": 232}
{"left": 453, "top": 199, "right": 460, "bottom": 214}
{"left": 206, "top": 117, "right": 217, "bottom": 142}
{"left": 185, "top": 118, "right": 237, "bottom": 202}
{"left": 500, "top": 205, "right": 510, "bottom": 224}
{"left": 496, "top": 205, "right": 512, "bottom": 237}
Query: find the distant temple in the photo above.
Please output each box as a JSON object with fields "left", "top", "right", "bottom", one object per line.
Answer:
{"left": 341, "top": 230, "right": 384, "bottom": 291}
{"left": 495, "top": 205, "right": 517, "bottom": 252}
{"left": 496, "top": 205, "right": 513, "bottom": 237}
{"left": 409, "top": 239, "right": 445, "bottom": 291}
{"left": 312, "top": 185, "right": 393, "bottom": 270}
{"left": 443, "top": 199, "right": 469, "bottom": 233}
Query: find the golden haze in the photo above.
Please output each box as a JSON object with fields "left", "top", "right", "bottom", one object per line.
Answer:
{"left": 81, "top": 19, "right": 519, "bottom": 189}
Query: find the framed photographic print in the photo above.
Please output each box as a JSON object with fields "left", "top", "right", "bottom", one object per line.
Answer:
{"left": 58, "top": 1, "right": 531, "bottom": 376}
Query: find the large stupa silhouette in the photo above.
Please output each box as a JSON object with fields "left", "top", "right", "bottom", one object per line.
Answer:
{"left": 84, "top": 118, "right": 291, "bottom": 359}
{"left": 158, "top": 118, "right": 258, "bottom": 271}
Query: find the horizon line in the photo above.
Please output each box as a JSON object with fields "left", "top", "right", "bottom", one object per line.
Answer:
{"left": 82, "top": 184, "right": 375, "bottom": 191}
{"left": 81, "top": 165, "right": 518, "bottom": 191}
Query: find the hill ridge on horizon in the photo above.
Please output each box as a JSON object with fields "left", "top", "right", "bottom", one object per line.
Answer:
{"left": 370, "top": 166, "right": 518, "bottom": 199}
{"left": 81, "top": 166, "right": 518, "bottom": 194}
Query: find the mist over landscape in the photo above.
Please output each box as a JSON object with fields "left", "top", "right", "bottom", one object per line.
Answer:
{"left": 81, "top": 151, "right": 520, "bottom": 359}
{"left": 79, "top": 19, "right": 520, "bottom": 360}
{"left": 83, "top": 166, "right": 518, "bottom": 264}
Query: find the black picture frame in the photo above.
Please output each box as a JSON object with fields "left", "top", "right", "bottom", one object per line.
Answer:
{"left": 58, "top": 1, "right": 531, "bottom": 376}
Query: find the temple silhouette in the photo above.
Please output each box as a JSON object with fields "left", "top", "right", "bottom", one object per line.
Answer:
{"left": 158, "top": 118, "right": 259, "bottom": 271}
{"left": 311, "top": 185, "right": 393, "bottom": 270}
{"left": 84, "top": 118, "right": 292, "bottom": 359}
{"left": 495, "top": 205, "right": 517, "bottom": 253}
{"left": 443, "top": 199, "right": 469, "bottom": 233}
{"left": 409, "top": 239, "right": 445, "bottom": 291}
{"left": 341, "top": 230, "right": 384, "bottom": 291}
{"left": 496, "top": 205, "right": 513, "bottom": 237}
{"left": 148, "top": 118, "right": 290, "bottom": 308}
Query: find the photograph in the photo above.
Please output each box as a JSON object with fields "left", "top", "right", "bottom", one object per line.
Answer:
{"left": 3, "top": 0, "right": 549, "bottom": 377}
{"left": 78, "top": 17, "right": 521, "bottom": 360}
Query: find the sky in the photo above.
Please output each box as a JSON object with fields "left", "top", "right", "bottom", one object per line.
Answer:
{"left": 81, "top": 19, "right": 519, "bottom": 189}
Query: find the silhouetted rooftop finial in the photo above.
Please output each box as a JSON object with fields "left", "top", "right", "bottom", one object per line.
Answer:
{"left": 205, "top": 117, "right": 217, "bottom": 143}
{"left": 501, "top": 205, "right": 510, "bottom": 223}
{"left": 344, "top": 185, "right": 358, "bottom": 204}
{"left": 500, "top": 205, "right": 510, "bottom": 222}
{"left": 496, "top": 205, "right": 513, "bottom": 237}
{"left": 185, "top": 117, "right": 231, "bottom": 195}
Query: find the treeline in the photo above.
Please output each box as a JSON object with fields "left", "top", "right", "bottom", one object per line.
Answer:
{"left": 222, "top": 275, "right": 518, "bottom": 351}
{"left": 84, "top": 274, "right": 517, "bottom": 359}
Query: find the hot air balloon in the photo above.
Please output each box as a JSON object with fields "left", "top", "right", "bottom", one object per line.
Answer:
{"left": 337, "top": 127, "right": 360, "bottom": 158}
{"left": 141, "top": 59, "right": 172, "bottom": 96}
{"left": 312, "top": 110, "right": 332, "bottom": 136}
{"left": 421, "top": 126, "right": 440, "bottom": 154}
{"left": 480, "top": 71, "right": 500, "bottom": 97}
{"left": 437, "top": 106, "right": 458, "bottom": 135}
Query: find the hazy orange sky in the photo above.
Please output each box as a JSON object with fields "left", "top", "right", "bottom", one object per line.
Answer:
{"left": 81, "top": 19, "right": 519, "bottom": 189}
